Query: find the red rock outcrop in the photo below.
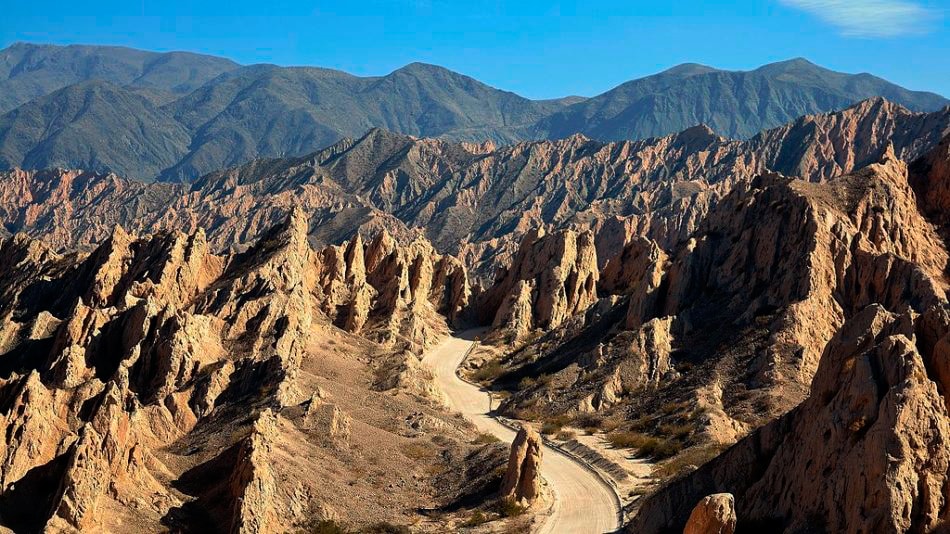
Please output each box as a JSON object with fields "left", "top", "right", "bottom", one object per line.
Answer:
{"left": 683, "top": 494, "right": 736, "bottom": 534}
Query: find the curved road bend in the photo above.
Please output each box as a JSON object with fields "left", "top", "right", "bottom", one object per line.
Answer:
{"left": 423, "top": 330, "right": 621, "bottom": 534}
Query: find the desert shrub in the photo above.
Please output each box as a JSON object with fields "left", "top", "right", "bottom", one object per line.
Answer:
{"left": 606, "top": 431, "right": 654, "bottom": 449}
{"left": 658, "top": 422, "right": 693, "bottom": 440}
{"left": 629, "top": 415, "right": 654, "bottom": 432}
{"left": 644, "top": 438, "right": 683, "bottom": 459}
{"left": 512, "top": 407, "right": 542, "bottom": 421}
{"left": 573, "top": 413, "right": 604, "bottom": 429}
{"left": 473, "top": 432, "right": 500, "bottom": 444}
{"left": 400, "top": 442, "right": 433, "bottom": 461}
{"left": 472, "top": 360, "right": 504, "bottom": 382}
{"left": 461, "top": 511, "right": 490, "bottom": 527}
{"left": 540, "top": 414, "right": 571, "bottom": 435}
{"left": 606, "top": 431, "right": 682, "bottom": 459}
{"left": 497, "top": 499, "right": 526, "bottom": 518}
{"left": 299, "top": 520, "right": 349, "bottom": 534}
{"left": 600, "top": 417, "right": 622, "bottom": 433}
{"left": 555, "top": 430, "right": 576, "bottom": 441}
{"left": 519, "top": 376, "right": 537, "bottom": 389}
{"left": 660, "top": 401, "right": 690, "bottom": 416}
{"left": 653, "top": 443, "right": 726, "bottom": 479}
{"left": 540, "top": 421, "right": 560, "bottom": 435}
{"left": 360, "top": 523, "right": 410, "bottom": 534}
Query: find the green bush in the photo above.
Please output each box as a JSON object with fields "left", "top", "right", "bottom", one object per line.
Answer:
{"left": 473, "top": 432, "right": 500, "bottom": 444}
{"left": 606, "top": 431, "right": 682, "bottom": 459}
{"left": 472, "top": 360, "right": 504, "bottom": 382}
{"left": 497, "top": 499, "right": 526, "bottom": 518}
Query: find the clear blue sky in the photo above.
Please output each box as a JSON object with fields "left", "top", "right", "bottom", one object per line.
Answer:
{"left": 2, "top": 0, "right": 948, "bottom": 99}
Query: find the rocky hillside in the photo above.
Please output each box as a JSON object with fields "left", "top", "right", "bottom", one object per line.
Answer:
{"left": 0, "top": 209, "right": 486, "bottom": 532}
{"left": 0, "top": 43, "right": 945, "bottom": 181}
{"left": 633, "top": 301, "right": 950, "bottom": 532}
{"left": 459, "top": 130, "right": 950, "bottom": 531}
{"left": 488, "top": 140, "right": 948, "bottom": 425}
{"left": 2, "top": 98, "right": 948, "bottom": 280}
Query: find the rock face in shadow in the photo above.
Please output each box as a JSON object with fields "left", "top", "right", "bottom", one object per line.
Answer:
{"left": 500, "top": 425, "right": 543, "bottom": 506}
{"left": 632, "top": 303, "right": 950, "bottom": 532}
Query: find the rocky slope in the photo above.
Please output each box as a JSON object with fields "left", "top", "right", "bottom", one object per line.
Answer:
{"left": 483, "top": 139, "right": 949, "bottom": 483}
{"left": 2, "top": 98, "right": 948, "bottom": 277}
{"left": 632, "top": 302, "right": 950, "bottom": 532}
{"left": 0, "top": 209, "right": 482, "bottom": 532}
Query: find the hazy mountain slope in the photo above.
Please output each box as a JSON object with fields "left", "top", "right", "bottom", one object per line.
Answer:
{"left": 0, "top": 81, "right": 191, "bottom": 180}
{"left": 0, "top": 42, "right": 239, "bottom": 111}
{"left": 158, "top": 62, "right": 569, "bottom": 181}
{"left": 2, "top": 43, "right": 946, "bottom": 182}
{"left": 531, "top": 59, "right": 948, "bottom": 141}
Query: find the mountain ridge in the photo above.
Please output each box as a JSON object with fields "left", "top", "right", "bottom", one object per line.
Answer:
{"left": 0, "top": 42, "right": 946, "bottom": 181}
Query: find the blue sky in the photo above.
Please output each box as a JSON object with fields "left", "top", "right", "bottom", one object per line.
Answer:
{"left": 2, "top": 0, "right": 948, "bottom": 99}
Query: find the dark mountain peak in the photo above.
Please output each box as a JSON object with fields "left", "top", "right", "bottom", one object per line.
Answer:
{"left": 660, "top": 63, "right": 719, "bottom": 77}
{"left": 393, "top": 61, "right": 452, "bottom": 74}
{"left": 756, "top": 57, "right": 821, "bottom": 71}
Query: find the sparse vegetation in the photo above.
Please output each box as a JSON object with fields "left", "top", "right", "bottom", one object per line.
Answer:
{"left": 555, "top": 429, "right": 576, "bottom": 441}
{"left": 473, "top": 432, "right": 501, "bottom": 444}
{"left": 497, "top": 499, "right": 527, "bottom": 518}
{"left": 472, "top": 360, "right": 504, "bottom": 382}
{"left": 573, "top": 413, "right": 604, "bottom": 429}
{"left": 653, "top": 443, "right": 726, "bottom": 479}
{"left": 461, "top": 510, "right": 490, "bottom": 527}
{"left": 400, "top": 442, "right": 434, "bottom": 461}
{"left": 360, "top": 523, "right": 411, "bottom": 534}
{"left": 298, "top": 519, "right": 349, "bottom": 534}
{"left": 606, "top": 431, "right": 683, "bottom": 459}
{"left": 540, "top": 414, "right": 572, "bottom": 435}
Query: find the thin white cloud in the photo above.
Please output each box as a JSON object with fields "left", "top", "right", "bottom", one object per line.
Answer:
{"left": 781, "top": 0, "right": 936, "bottom": 37}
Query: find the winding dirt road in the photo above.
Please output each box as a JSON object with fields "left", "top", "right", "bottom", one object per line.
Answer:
{"left": 423, "top": 331, "right": 621, "bottom": 534}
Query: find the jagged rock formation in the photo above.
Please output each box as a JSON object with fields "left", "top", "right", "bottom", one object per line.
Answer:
{"left": 0, "top": 209, "right": 474, "bottom": 532}
{"left": 633, "top": 303, "right": 950, "bottom": 532}
{"left": 479, "top": 228, "right": 598, "bottom": 339}
{"left": 495, "top": 141, "right": 950, "bottom": 451}
{"left": 500, "top": 426, "right": 543, "bottom": 506}
{"left": 1, "top": 99, "right": 947, "bottom": 279}
{"left": 683, "top": 494, "right": 736, "bottom": 534}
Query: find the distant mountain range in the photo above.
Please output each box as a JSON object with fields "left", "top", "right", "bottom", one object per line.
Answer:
{"left": 0, "top": 42, "right": 946, "bottom": 181}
